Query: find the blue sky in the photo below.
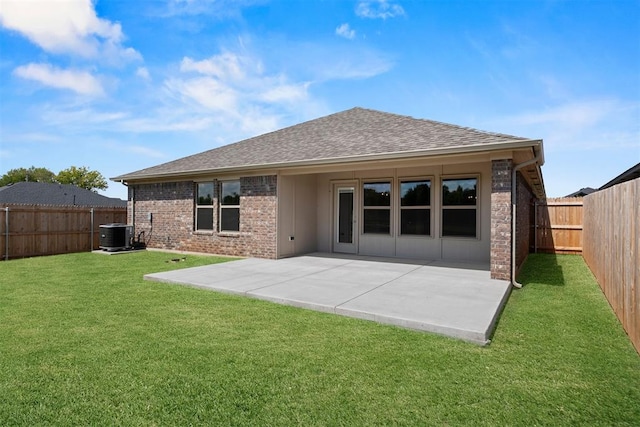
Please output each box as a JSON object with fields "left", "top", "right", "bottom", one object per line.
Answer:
{"left": 1, "top": 0, "right": 638, "bottom": 200}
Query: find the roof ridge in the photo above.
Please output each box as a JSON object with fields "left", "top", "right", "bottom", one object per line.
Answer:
{"left": 353, "top": 106, "right": 528, "bottom": 141}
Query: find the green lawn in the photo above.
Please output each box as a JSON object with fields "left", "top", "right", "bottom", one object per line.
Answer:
{"left": 1, "top": 252, "right": 638, "bottom": 426}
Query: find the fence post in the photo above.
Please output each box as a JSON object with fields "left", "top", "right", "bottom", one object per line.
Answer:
{"left": 90, "top": 208, "right": 94, "bottom": 252}
{"left": 4, "top": 207, "right": 9, "bottom": 261}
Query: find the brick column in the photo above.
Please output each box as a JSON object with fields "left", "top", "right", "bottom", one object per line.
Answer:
{"left": 491, "top": 159, "right": 512, "bottom": 280}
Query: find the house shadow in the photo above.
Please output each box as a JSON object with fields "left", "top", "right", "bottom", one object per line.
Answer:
{"left": 533, "top": 200, "right": 556, "bottom": 255}
{"left": 517, "top": 253, "right": 566, "bottom": 287}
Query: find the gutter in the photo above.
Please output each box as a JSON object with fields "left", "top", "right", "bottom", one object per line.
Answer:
{"left": 511, "top": 143, "right": 544, "bottom": 288}
{"left": 111, "top": 139, "right": 542, "bottom": 184}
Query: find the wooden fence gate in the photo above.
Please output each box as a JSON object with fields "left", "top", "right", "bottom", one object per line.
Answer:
{"left": 533, "top": 197, "right": 583, "bottom": 254}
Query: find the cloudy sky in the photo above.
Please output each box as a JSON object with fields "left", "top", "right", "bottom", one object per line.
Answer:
{"left": 1, "top": 0, "right": 638, "bottom": 199}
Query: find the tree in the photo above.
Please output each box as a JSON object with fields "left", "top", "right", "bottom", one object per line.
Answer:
{"left": 0, "top": 166, "right": 56, "bottom": 186}
{"left": 56, "top": 166, "right": 108, "bottom": 192}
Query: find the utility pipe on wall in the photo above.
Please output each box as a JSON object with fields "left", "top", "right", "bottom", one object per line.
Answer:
{"left": 120, "top": 180, "right": 133, "bottom": 232}
{"left": 511, "top": 146, "right": 544, "bottom": 288}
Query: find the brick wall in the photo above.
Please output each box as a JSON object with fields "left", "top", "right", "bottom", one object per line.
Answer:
{"left": 129, "top": 175, "right": 277, "bottom": 258}
{"left": 515, "top": 172, "right": 535, "bottom": 271}
{"left": 490, "top": 159, "right": 512, "bottom": 280}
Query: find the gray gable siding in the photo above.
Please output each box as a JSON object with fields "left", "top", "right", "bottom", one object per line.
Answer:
{"left": 114, "top": 107, "right": 530, "bottom": 181}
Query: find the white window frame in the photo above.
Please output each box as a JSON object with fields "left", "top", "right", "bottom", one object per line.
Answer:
{"left": 398, "top": 177, "right": 433, "bottom": 237}
{"left": 440, "top": 175, "right": 480, "bottom": 239}
{"left": 219, "top": 180, "right": 240, "bottom": 232}
{"left": 362, "top": 180, "right": 392, "bottom": 235}
{"left": 195, "top": 182, "right": 215, "bottom": 232}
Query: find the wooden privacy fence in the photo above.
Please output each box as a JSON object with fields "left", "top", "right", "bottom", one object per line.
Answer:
{"left": 1, "top": 204, "right": 127, "bottom": 260}
{"left": 533, "top": 197, "right": 583, "bottom": 254}
{"left": 583, "top": 178, "right": 639, "bottom": 354}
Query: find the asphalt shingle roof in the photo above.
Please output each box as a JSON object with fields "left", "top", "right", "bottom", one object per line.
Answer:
{"left": 114, "top": 107, "right": 532, "bottom": 181}
{"left": 0, "top": 182, "right": 127, "bottom": 207}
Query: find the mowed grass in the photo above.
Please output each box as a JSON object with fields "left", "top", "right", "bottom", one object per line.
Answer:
{"left": 1, "top": 252, "right": 639, "bottom": 426}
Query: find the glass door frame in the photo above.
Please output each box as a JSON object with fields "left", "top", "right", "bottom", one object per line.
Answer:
{"left": 332, "top": 181, "right": 358, "bottom": 254}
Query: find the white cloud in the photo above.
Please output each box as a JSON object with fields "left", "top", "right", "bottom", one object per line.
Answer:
{"left": 260, "top": 82, "right": 309, "bottom": 103}
{"left": 13, "top": 63, "right": 104, "bottom": 96}
{"left": 336, "top": 23, "right": 356, "bottom": 39}
{"left": 0, "top": 0, "right": 140, "bottom": 63}
{"left": 314, "top": 53, "right": 393, "bottom": 80}
{"left": 120, "top": 116, "right": 215, "bottom": 133}
{"left": 180, "top": 53, "right": 251, "bottom": 80}
{"left": 158, "top": 51, "right": 320, "bottom": 138}
{"left": 356, "top": 0, "right": 405, "bottom": 19}
{"left": 136, "top": 67, "right": 151, "bottom": 80}
{"left": 161, "top": 0, "right": 261, "bottom": 17}
{"left": 120, "top": 145, "right": 166, "bottom": 158}
{"left": 39, "top": 106, "right": 129, "bottom": 128}
{"left": 495, "top": 99, "right": 640, "bottom": 152}
{"left": 165, "top": 76, "right": 239, "bottom": 112}
{"left": 5, "top": 132, "right": 63, "bottom": 143}
{"left": 172, "top": 52, "right": 310, "bottom": 110}
{"left": 506, "top": 100, "right": 618, "bottom": 129}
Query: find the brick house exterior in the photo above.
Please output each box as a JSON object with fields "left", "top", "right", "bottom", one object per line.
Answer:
{"left": 114, "top": 108, "right": 545, "bottom": 282}
{"left": 490, "top": 159, "right": 513, "bottom": 281}
{"left": 129, "top": 176, "right": 278, "bottom": 258}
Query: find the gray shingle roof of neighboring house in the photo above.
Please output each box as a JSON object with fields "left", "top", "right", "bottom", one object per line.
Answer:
{"left": 113, "top": 107, "right": 538, "bottom": 181}
{"left": 565, "top": 187, "right": 597, "bottom": 197}
{"left": 0, "top": 182, "right": 127, "bottom": 207}
{"left": 599, "top": 162, "right": 640, "bottom": 190}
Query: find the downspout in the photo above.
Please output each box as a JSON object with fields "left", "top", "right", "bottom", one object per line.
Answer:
{"left": 124, "top": 181, "right": 134, "bottom": 232}
{"left": 511, "top": 146, "right": 544, "bottom": 288}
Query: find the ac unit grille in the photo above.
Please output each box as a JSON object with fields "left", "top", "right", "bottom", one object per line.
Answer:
{"left": 99, "top": 224, "right": 132, "bottom": 251}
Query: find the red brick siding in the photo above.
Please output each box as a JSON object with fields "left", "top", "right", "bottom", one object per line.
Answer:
{"left": 129, "top": 176, "right": 277, "bottom": 258}
{"left": 490, "top": 159, "right": 512, "bottom": 280}
{"left": 515, "top": 172, "right": 535, "bottom": 271}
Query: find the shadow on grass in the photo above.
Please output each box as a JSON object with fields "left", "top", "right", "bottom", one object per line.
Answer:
{"left": 517, "top": 253, "right": 567, "bottom": 287}
{"left": 488, "top": 253, "right": 569, "bottom": 342}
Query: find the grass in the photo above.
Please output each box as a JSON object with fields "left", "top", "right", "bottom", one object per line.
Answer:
{"left": 0, "top": 251, "right": 639, "bottom": 426}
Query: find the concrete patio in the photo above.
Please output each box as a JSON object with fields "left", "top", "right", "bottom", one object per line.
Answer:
{"left": 144, "top": 253, "right": 512, "bottom": 345}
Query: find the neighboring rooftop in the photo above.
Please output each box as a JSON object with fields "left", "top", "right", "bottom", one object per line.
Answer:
{"left": 0, "top": 182, "right": 127, "bottom": 207}
{"left": 565, "top": 187, "right": 597, "bottom": 198}
{"left": 113, "top": 107, "right": 538, "bottom": 181}
{"left": 599, "top": 162, "right": 640, "bottom": 190}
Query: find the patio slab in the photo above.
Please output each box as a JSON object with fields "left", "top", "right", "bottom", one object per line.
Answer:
{"left": 144, "top": 253, "right": 512, "bottom": 345}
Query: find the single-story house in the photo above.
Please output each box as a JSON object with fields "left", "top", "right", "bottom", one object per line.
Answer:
{"left": 113, "top": 107, "right": 545, "bottom": 283}
{"left": 0, "top": 182, "right": 127, "bottom": 207}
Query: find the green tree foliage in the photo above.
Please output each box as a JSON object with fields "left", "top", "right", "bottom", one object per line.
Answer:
{"left": 1, "top": 166, "right": 109, "bottom": 192}
{"left": 0, "top": 166, "right": 56, "bottom": 186}
{"left": 56, "top": 166, "right": 108, "bottom": 192}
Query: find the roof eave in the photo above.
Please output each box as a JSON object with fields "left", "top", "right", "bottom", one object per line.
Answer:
{"left": 112, "top": 138, "right": 543, "bottom": 183}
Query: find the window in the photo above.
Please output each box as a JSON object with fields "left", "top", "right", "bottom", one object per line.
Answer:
{"left": 363, "top": 182, "right": 391, "bottom": 234}
{"left": 441, "top": 178, "right": 477, "bottom": 237}
{"left": 400, "top": 179, "right": 431, "bottom": 236}
{"left": 220, "top": 180, "right": 240, "bottom": 232}
{"left": 195, "top": 182, "right": 214, "bottom": 231}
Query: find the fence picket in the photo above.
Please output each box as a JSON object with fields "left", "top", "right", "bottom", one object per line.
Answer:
{"left": 0, "top": 204, "right": 127, "bottom": 260}
{"left": 533, "top": 197, "right": 583, "bottom": 254}
{"left": 583, "top": 178, "right": 640, "bottom": 354}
